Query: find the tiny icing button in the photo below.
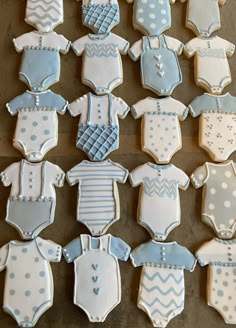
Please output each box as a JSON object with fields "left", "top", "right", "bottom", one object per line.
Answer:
{"left": 66, "top": 159, "right": 128, "bottom": 236}
{"left": 0, "top": 160, "right": 65, "bottom": 239}
{"left": 131, "top": 240, "right": 196, "bottom": 327}
{"left": 68, "top": 92, "right": 130, "bottom": 161}
{"left": 63, "top": 234, "right": 131, "bottom": 322}
{"left": 129, "top": 162, "right": 189, "bottom": 240}
{"left": 131, "top": 96, "right": 188, "bottom": 164}
{"left": 191, "top": 161, "right": 236, "bottom": 239}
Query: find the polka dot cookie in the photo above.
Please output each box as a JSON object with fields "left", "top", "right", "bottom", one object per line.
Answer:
{"left": 191, "top": 161, "right": 236, "bottom": 239}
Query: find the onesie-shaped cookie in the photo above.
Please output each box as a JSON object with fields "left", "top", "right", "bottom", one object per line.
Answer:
{"left": 184, "top": 36, "right": 235, "bottom": 94}
{"left": 13, "top": 31, "right": 70, "bottom": 92}
{"left": 130, "top": 163, "right": 189, "bottom": 240}
{"left": 129, "top": 35, "right": 183, "bottom": 96}
{"left": 79, "top": 0, "right": 120, "bottom": 34}
{"left": 63, "top": 234, "right": 130, "bottom": 322}
{"left": 69, "top": 92, "right": 129, "bottom": 161}
{"left": 196, "top": 238, "right": 236, "bottom": 324}
{"left": 0, "top": 160, "right": 65, "bottom": 239}
{"left": 25, "top": 0, "right": 64, "bottom": 32}
{"left": 0, "top": 237, "right": 61, "bottom": 327}
{"left": 180, "top": 0, "right": 227, "bottom": 37}
{"left": 131, "top": 240, "right": 196, "bottom": 328}
{"left": 72, "top": 33, "right": 129, "bottom": 95}
{"left": 7, "top": 90, "right": 68, "bottom": 162}
{"left": 191, "top": 160, "right": 236, "bottom": 239}
{"left": 127, "top": 0, "right": 176, "bottom": 36}
{"left": 189, "top": 93, "right": 236, "bottom": 162}
{"left": 132, "top": 97, "right": 188, "bottom": 163}
{"left": 66, "top": 159, "right": 128, "bottom": 236}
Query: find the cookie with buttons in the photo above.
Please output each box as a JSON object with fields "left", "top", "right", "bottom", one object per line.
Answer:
{"left": 72, "top": 33, "right": 129, "bottom": 95}
{"left": 63, "top": 234, "right": 130, "bottom": 322}
{"left": 127, "top": 0, "right": 176, "bottom": 36}
{"left": 0, "top": 160, "right": 65, "bottom": 240}
{"left": 68, "top": 92, "right": 129, "bottom": 161}
{"left": 129, "top": 34, "right": 183, "bottom": 96}
{"left": 129, "top": 163, "right": 189, "bottom": 240}
{"left": 130, "top": 240, "right": 196, "bottom": 327}
{"left": 180, "top": 0, "right": 227, "bottom": 37}
{"left": 13, "top": 31, "right": 70, "bottom": 92}
{"left": 196, "top": 238, "right": 236, "bottom": 324}
{"left": 7, "top": 90, "right": 68, "bottom": 162}
{"left": 25, "top": 0, "right": 64, "bottom": 32}
{"left": 184, "top": 36, "right": 235, "bottom": 94}
{"left": 0, "top": 237, "right": 61, "bottom": 327}
{"left": 132, "top": 96, "right": 188, "bottom": 163}
{"left": 189, "top": 92, "right": 236, "bottom": 162}
{"left": 191, "top": 160, "right": 236, "bottom": 239}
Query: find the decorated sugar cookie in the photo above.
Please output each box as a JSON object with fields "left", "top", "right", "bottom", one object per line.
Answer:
{"left": 0, "top": 160, "right": 65, "bottom": 239}
{"left": 63, "top": 234, "right": 130, "bottom": 322}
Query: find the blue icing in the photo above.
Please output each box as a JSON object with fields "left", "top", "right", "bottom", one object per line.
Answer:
{"left": 189, "top": 93, "right": 236, "bottom": 117}
{"left": 63, "top": 238, "right": 82, "bottom": 263}
{"left": 7, "top": 90, "right": 67, "bottom": 115}
{"left": 131, "top": 241, "right": 196, "bottom": 271}
{"left": 110, "top": 236, "right": 131, "bottom": 261}
{"left": 141, "top": 35, "right": 182, "bottom": 96}
{"left": 134, "top": 0, "right": 171, "bottom": 35}
{"left": 82, "top": 4, "right": 120, "bottom": 34}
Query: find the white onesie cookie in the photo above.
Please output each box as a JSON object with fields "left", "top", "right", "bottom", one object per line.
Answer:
{"left": 184, "top": 36, "right": 235, "bottom": 94}
{"left": 132, "top": 96, "right": 188, "bottom": 163}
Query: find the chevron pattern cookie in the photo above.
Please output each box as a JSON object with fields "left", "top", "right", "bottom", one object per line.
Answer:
{"left": 25, "top": 0, "right": 64, "bottom": 32}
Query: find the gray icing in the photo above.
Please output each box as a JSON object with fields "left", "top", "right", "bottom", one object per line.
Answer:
{"left": 131, "top": 240, "right": 196, "bottom": 271}
{"left": 189, "top": 93, "right": 236, "bottom": 118}
{"left": 141, "top": 35, "right": 182, "bottom": 96}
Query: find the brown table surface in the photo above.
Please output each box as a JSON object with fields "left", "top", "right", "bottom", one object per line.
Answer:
{"left": 0, "top": 1, "right": 236, "bottom": 327}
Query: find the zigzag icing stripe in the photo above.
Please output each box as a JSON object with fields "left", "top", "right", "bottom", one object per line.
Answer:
{"left": 140, "top": 296, "right": 184, "bottom": 309}
{"left": 150, "top": 301, "right": 184, "bottom": 317}
{"left": 143, "top": 178, "right": 178, "bottom": 199}
{"left": 141, "top": 283, "right": 184, "bottom": 296}
{"left": 144, "top": 272, "right": 184, "bottom": 284}
{"left": 27, "top": 13, "right": 60, "bottom": 23}
{"left": 85, "top": 44, "right": 119, "bottom": 57}
{"left": 27, "top": 5, "right": 62, "bottom": 15}
{"left": 29, "top": 0, "right": 60, "bottom": 5}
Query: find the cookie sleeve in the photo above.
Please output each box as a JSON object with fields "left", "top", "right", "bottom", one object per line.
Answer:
{"left": 112, "top": 34, "right": 129, "bottom": 54}
{"left": 195, "top": 240, "right": 216, "bottom": 266}
{"left": 6, "top": 94, "right": 26, "bottom": 115}
{"left": 57, "top": 34, "right": 71, "bottom": 54}
{"left": 36, "top": 238, "right": 62, "bottom": 262}
{"left": 188, "top": 95, "right": 205, "bottom": 118}
{"left": 66, "top": 164, "right": 81, "bottom": 186}
{"left": 112, "top": 162, "right": 129, "bottom": 183}
{"left": 173, "top": 167, "right": 190, "bottom": 190}
{"left": 130, "top": 244, "right": 148, "bottom": 267}
{"left": 0, "top": 163, "right": 18, "bottom": 187}
{"left": 47, "top": 162, "right": 65, "bottom": 188}
{"left": 131, "top": 99, "right": 147, "bottom": 119}
{"left": 191, "top": 164, "right": 208, "bottom": 189}
{"left": 0, "top": 243, "right": 10, "bottom": 271}
{"left": 222, "top": 38, "right": 235, "bottom": 57}
{"left": 13, "top": 33, "right": 30, "bottom": 52}
{"left": 129, "top": 165, "right": 144, "bottom": 187}
{"left": 63, "top": 238, "right": 82, "bottom": 263}
{"left": 113, "top": 96, "right": 130, "bottom": 119}
{"left": 110, "top": 237, "right": 131, "bottom": 261}
{"left": 177, "top": 245, "right": 197, "bottom": 271}
{"left": 128, "top": 39, "right": 143, "bottom": 61}
{"left": 184, "top": 38, "right": 198, "bottom": 58}
{"left": 165, "top": 36, "right": 183, "bottom": 55}
{"left": 50, "top": 93, "right": 68, "bottom": 114}
{"left": 72, "top": 35, "right": 88, "bottom": 56}
{"left": 68, "top": 94, "right": 88, "bottom": 117}
{"left": 172, "top": 99, "right": 188, "bottom": 120}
